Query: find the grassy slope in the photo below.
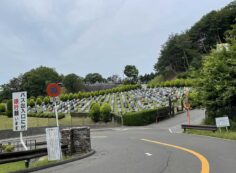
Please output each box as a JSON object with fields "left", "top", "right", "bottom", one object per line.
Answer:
{"left": 0, "top": 114, "right": 93, "bottom": 130}
{"left": 186, "top": 129, "right": 236, "bottom": 140}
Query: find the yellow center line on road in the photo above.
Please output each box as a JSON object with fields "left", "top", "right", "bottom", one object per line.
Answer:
{"left": 141, "top": 139, "right": 210, "bottom": 173}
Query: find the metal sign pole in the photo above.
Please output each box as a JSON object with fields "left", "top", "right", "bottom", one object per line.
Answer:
{"left": 53, "top": 98, "right": 62, "bottom": 160}
{"left": 54, "top": 99, "right": 59, "bottom": 127}
{"left": 20, "top": 132, "right": 28, "bottom": 150}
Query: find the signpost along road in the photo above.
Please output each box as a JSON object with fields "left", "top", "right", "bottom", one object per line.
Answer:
{"left": 46, "top": 83, "right": 61, "bottom": 127}
{"left": 46, "top": 127, "right": 61, "bottom": 161}
{"left": 215, "top": 116, "right": 230, "bottom": 132}
{"left": 46, "top": 83, "right": 62, "bottom": 160}
{"left": 12, "top": 91, "right": 28, "bottom": 150}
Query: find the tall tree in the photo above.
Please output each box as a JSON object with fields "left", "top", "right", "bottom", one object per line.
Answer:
{"left": 21, "top": 66, "right": 60, "bottom": 97}
{"left": 84, "top": 73, "right": 104, "bottom": 84}
{"left": 199, "top": 41, "right": 236, "bottom": 120}
{"left": 63, "top": 73, "right": 84, "bottom": 93}
{"left": 107, "top": 75, "right": 120, "bottom": 83}
{"left": 154, "top": 1, "right": 236, "bottom": 75}
{"left": 124, "top": 65, "right": 139, "bottom": 83}
{"left": 0, "top": 75, "right": 23, "bottom": 101}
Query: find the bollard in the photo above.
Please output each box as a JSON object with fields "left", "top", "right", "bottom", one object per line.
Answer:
{"left": 24, "top": 159, "right": 30, "bottom": 168}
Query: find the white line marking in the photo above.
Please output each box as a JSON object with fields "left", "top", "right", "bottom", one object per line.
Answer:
{"left": 115, "top": 128, "right": 128, "bottom": 131}
{"left": 91, "top": 136, "right": 107, "bottom": 139}
{"left": 168, "top": 128, "right": 173, "bottom": 133}
{"left": 145, "top": 153, "right": 152, "bottom": 156}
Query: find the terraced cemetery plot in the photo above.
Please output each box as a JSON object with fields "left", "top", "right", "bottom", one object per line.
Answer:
{"left": 28, "top": 87, "right": 185, "bottom": 115}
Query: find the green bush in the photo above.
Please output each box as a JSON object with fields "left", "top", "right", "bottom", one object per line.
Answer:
{"left": 100, "top": 103, "right": 112, "bottom": 122}
{"left": 68, "top": 93, "right": 74, "bottom": 100}
{"left": 2, "top": 144, "right": 15, "bottom": 152}
{"left": 36, "top": 98, "right": 42, "bottom": 105}
{"left": 0, "top": 103, "right": 6, "bottom": 113}
{"left": 188, "top": 89, "right": 202, "bottom": 108}
{"left": 43, "top": 97, "right": 50, "bottom": 105}
{"left": 28, "top": 112, "right": 65, "bottom": 119}
{"left": 123, "top": 109, "right": 158, "bottom": 126}
{"left": 89, "top": 103, "right": 100, "bottom": 122}
{"left": 6, "top": 99, "right": 12, "bottom": 117}
{"left": 29, "top": 99, "right": 35, "bottom": 107}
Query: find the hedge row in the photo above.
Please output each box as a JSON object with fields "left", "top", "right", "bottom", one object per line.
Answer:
{"left": 148, "top": 79, "right": 196, "bottom": 88}
{"left": 60, "top": 84, "right": 141, "bottom": 101}
{"left": 123, "top": 107, "right": 169, "bottom": 126}
{"left": 28, "top": 112, "right": 65, "bottom": 119}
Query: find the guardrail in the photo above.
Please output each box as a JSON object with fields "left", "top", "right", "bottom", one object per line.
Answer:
{"left": 156, "top": 107, "right": 171, "bottom": 122}
{"left": 181, "top": 124, "right": 217, "bottom": 132}
{"left": 0, "top": 145, "right": 68, "bottom": 168}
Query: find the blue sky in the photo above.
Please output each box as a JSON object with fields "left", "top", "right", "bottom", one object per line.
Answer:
{"left": 0, "top": 0, "right": 233, "bottom": 84}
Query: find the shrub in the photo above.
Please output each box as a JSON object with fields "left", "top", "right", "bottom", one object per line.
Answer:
{"left": 188, "top": 89, "right": 202, "bottom": 108}
{"left": 0, "top": 103, "right": 6, "bottom": 113}
{"left": 2, "top": 144, "right": 15, "bottom": 152}
{"left": 68, "top": 93, "right": 74, "bottom": 100}
{"left": 43, "top": 97, "right": 50, "bottom": 105}
{"left": 28, "top": 112, "right": 65, "bottom": 119}
{"left": 89, "top": 103, "right": 100, "bottom": 122}
{"left": 64, "top": 94, "right": 69, "bottom": 101}
{"left": 36, "top": 98, "right": 42, "bottom": 105}
{"left": 123, "top": 109, "right": 158, "bottom": 126}
{"left": 100, "top": 103, "right": 112, "bottom": 122}
{"left": 29, "top": 99, "right": 35, "bottom": 107}
{"left": 6, "top": 100, "right": 12, "bottom": 117}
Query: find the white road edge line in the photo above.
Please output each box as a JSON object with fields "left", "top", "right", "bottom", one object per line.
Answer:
{"left": 145, "top": 153, "right": 152, "bottom": 156}
{"left": 91, "top": 136, "right": 108, "bottom": 139}
{"left": 168, "top": 128, "right": 173, "bottom": 133}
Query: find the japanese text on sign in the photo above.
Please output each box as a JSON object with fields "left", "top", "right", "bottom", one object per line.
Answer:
{"left": 46, "top": 127, "right": 61, "bottom": 161}
{"left": 13, "top": 92, "right": 27, "bottom": 131}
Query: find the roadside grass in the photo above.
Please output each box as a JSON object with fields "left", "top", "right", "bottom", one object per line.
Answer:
{"left": 0, "top": 114, "right": 94, "bottom": 130}
{"left": 0, "top": 156, "right": 70, "bottom": 173}
{"left": 186, "top": 129, "right": 236, "bottom": 140}
{"left": 0, "top": 161, "right": 24, "bottom": 173}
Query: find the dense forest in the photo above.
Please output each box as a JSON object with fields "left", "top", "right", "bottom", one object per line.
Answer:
{"left": 154, "top": 1, "right": 236, "bottom": 78}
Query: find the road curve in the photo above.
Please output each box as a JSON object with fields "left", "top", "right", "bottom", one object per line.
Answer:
{"left": 34, "top": 110, "right": 236, "bottom": 173}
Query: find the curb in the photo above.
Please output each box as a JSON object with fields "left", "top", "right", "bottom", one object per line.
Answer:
{"left": 10, "top": 150, "right": 96, "bottom": 173}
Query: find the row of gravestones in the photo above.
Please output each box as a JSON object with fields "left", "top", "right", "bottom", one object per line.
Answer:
{"left": 28, "top": 87, "right": 185, "bottom": 115}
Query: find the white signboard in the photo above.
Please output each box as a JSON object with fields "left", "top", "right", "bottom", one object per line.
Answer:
{"left": 12, "top": 91, "right": 27, "bottom": 131}
{"left": 46, "top": 127, "right": 61, "bottom": 161}
{"left": 215, "top": 117, "right": 230, "bottom": 128}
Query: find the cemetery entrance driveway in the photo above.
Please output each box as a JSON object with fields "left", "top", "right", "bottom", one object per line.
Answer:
{"left": 34, "top": 110, "right": 236, "bottom": 173}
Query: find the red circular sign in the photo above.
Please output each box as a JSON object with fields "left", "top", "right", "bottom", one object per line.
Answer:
{"left": 46, "top": 83, "right": 61, "bottom": 97}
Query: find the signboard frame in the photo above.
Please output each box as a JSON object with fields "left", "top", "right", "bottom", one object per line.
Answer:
{"left": 46, "top": 127, "right": 62, "bottom": 161}
{"left": 12, "top": 91, "right": 27, "bottom": 132}
{"left": 215, "top": 117, "right": 230, "bottom": 128}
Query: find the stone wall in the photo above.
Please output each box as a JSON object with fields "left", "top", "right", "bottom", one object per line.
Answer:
{"left": 61, "top": 127, "right": 91, "bottom": 155}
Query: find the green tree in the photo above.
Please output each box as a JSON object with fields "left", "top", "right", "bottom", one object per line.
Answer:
{"left": 0, "top": 75, "right": 23, "bottom": 101}
{"left": 100, "top": 103, "right": 112, "bottom": 122}
{"left": 62, "top": 73, "right": 84, "bottom": 93}
{"left": 21, "top": 66, "right": 60, "bottom": 97}
{"left": 6, "top": 100, "right": 12, "bottom": 117}
{"left": 84, "top": 73, "right": 104, "bottom": 84}
{"left": 0, "top": 103, "right": 6, "bottom": 113}
{"left": 154, "top": 1, "right": 236, "bottom": 76}
{"left": 124, "top": 65, "right": 139, "bottom": 83}
{"left": 199, "top": 42, "right": 236, "bottom": 121}
{"left": 89, "top": 102, "right": 100, "bottom": 122}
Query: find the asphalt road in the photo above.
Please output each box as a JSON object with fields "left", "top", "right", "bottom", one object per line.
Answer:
{"left": 35, "top": 110, "right": 236, "bottom": 173}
